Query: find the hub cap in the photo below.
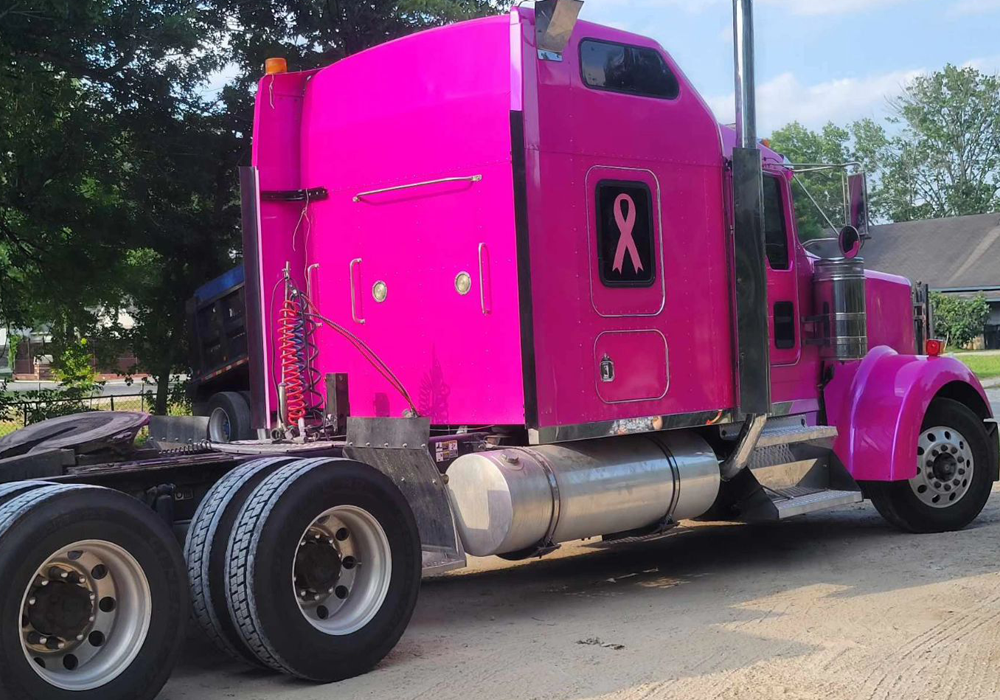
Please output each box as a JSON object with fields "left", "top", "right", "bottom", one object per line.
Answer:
{"left": 910, "top": 425, "right": 974, "bottom": 508}
{"left": 292, "top": 505, "right": 391, "bottom": 636}
{"left": 208, "top": 407, "right": 232, "bottom": 442}
{"left": 19, "top": 540, "right": 151, "bottom": 691}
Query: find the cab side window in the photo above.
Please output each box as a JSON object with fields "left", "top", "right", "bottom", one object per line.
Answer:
{"left": 762, "top": 175, "right": 790, "bottom": 270}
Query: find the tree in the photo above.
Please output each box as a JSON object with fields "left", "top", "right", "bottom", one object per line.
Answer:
{"left": 768, "top": 121, "right": 855, "bottom": 240}
{"left": 2, "top": 0, "right": 507, "bottom": 414}
{"left": 887, "top": 65, "right": 1000, "bottom": 220}
{"left": 0, "top": 0, "right": 241, "bottom": 413}
{"left": 931, "top": 292, "right": 990, "bottom": 349}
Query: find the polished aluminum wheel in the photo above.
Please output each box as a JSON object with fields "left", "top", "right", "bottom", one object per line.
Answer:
{"left": 292, "top": 505, "right": 391, "bottom": 636}
{"left": 19, "top": 540, "right": 151, "bottom": 691}
{"left": 910, "top": 425, "right": 974, "bottom": 508}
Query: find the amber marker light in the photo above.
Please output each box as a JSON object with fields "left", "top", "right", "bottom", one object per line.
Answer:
{"left": 265, "top": 57, "right": 288, "bottom": 75}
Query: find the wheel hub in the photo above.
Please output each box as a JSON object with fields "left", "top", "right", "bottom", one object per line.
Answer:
{"left": 295, "top": 540, "right": 342, "bottom": 592}
{"left": 910, "top": 425, "right": 974, "bottom": 508}
{"left": 19, "top": 540, "right": 151, "bottom": 692}
{"left": 291, "top": 506, "right": 391, "bottom": 636}
{"left": 28, "top": 579, "right": 93, "bottom": 640}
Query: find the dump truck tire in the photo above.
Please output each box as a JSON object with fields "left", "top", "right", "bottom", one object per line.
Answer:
{"left": 207, "top": 391, "right": 253, "bottom": 443}
{"left": 867, "top": 398, "right": 993, "bottom": 533}
{"left": 185, "top": 456, "right": 297, "bottom": 666}
{"left": 0, "top": 484, "right": 187, "bottom": 700}
{"left": 225, "top": 458, "right": 421, "bottom": 681}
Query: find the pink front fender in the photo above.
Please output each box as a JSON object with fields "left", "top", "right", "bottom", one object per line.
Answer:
{"left": 823, "top": 346, "right": 993, "bottom": 481}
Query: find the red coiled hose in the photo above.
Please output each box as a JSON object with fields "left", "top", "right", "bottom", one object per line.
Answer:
{"left": 278, "top": 299, "right": 306, "bottom": 423}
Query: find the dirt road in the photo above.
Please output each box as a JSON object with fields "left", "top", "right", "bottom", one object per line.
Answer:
{"left": 163, "top": 483, "right": 1000, "bottom": 700}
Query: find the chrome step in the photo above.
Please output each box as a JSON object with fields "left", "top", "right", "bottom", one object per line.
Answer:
{"left": 768, "top": 488, "right": 862, "bottom": 519}
{"left": 756, "top": 424, "right": 838, "bottom": 449}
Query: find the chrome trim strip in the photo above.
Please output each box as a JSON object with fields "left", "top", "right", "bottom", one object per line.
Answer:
{"left": 527, "top": 409, "right": 737, "bottom": 445}
{"left": 353, "top": 175, "right": 483, "bottom": 203}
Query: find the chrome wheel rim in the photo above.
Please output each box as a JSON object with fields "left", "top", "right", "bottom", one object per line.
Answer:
{"left": 292, "top": 505, "right": 391, "bottom": 636}
{"left": 19, "top": 540, "right": 151, "bottom": 691}
{"left": 208, "top": 407, "right": 232, "bottom": 442}
{"left": 910, "top": 425, "right": 974, "bottom": 508}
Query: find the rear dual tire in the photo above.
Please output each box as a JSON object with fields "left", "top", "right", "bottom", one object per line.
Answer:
{"left": 0, "top": 484, "right": 187, "bottom": 700}
{"left": 185, "top": 456, "right": 297, "bottom": 665}
{"left": 223, "top": 458, "right": 421, "bottom": 681}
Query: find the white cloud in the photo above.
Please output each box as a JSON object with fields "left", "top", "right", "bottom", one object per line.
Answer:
{"left": 589, "top": 0, "right": 912, "bottom": 15}
{"left": 949, "top": 0, "right": 1000, "bottom": 15}
{"left": 707, "top": 68, "right": 925, "bottom": 134}
{"left": 963, "top": 54, "right": 1000, "bottom": 72}
{"left": 759, "top": 0, "right": 911, "bottom": 15}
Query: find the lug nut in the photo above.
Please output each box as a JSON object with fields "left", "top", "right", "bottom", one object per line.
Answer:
{"left": 28, "top": 597, "right": 36, "bottom": 606}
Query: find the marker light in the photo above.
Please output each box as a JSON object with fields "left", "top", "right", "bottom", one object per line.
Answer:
{"left": 265, "top": 58, "right": 288, "bottom": 75}
{"left": 925, "top": 339, "right": 945, "bottom": 357}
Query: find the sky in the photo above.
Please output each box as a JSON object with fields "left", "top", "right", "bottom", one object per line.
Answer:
{"left": 581, "top": 0, "right": 1000, "bottom": 135}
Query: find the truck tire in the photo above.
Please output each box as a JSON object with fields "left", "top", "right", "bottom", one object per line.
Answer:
{"left": 207, "top": 391, "right": 253, "bottom": 443}
{"left": 0, "top": 480, "right": 53, "bottom": 505}
{"left": 866, "top": 398, "right": 994, "bottom": 533}
{"left": 185, "top": 456, "right": 297, "bottom": 666}
{"left": 0, "top": 484, "right": 188, "bottom": 700}
{"left": 225, "top": 458, "right": 421, "bottom": 681}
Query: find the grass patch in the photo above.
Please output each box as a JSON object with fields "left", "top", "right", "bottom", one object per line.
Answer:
{"left": 954, "top": 353, "right": 1000, "bottom": 381}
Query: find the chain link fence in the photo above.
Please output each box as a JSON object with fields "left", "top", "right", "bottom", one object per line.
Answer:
{"left": 0, "top": 393, "right": 150, "bottom": 438}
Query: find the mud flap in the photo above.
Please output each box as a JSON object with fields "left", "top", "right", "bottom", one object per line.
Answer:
{"left": 344, "top": 418, "right": 466, "bottom": 575}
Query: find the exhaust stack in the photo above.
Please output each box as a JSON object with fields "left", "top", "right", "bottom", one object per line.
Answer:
{"left": 730, "top": 0, "right": 771, "bottom": 416}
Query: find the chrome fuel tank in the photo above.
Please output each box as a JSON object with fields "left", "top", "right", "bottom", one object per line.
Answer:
{"left": 446, "top": 431, "right": 720, "bottom": 557}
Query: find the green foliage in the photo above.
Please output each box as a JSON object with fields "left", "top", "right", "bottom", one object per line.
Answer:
{"left": 931, "top": 292, "right": 991, "bottom": 349}
{"left": 955, "top": 352, "right": 1000, "bottom": 381}
{"left": 52, "top": 338, "right": 98, "bottom": 389}
{"left": 768, "top": 121, "right": 854, "bottom": 240}
{"left": 769, "top": 65, "right": 1000, "bottom": 227}
{"left": 885, "top": 65, "right": 1000, "bottom": 220}
{"left": 0, "top": 0, "right": 510, "bottom": 417}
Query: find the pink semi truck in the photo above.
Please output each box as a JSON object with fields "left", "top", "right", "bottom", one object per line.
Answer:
{"left": 0, "top": 2, "right": 995, "bottom": 699}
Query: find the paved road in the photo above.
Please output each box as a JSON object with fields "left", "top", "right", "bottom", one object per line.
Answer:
{"left": 3, "top": 380, "right": 154, "bottom": 396}
{"left": 988, "top": 386, "right": 1000, "bottom": 417}
{"left": 163, "top": 484, "right": 1000, "bottom": 700}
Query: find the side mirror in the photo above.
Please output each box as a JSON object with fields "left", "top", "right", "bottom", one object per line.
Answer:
{"left": 839, "top": 225, "right": 862, "bottom": 259}
{"left": 846, "top": 172, "right": 869, "bottom": 240}
{"left": 536, "top": 0, "right": 584, "bottom": 56}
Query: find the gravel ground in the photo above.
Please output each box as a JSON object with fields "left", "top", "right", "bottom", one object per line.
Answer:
{"left": 163, "top": 480, "right": 1000, "bottom": 700}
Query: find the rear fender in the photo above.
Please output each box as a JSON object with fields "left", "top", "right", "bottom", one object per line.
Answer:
{"left": 823, "top": 346, "right": 995, "bottom": 482}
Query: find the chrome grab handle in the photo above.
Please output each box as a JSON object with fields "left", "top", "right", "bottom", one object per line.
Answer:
{"left": 478, "top": 242, "right": 491, "bottom": 316}
{"left": 353, "top": 175, "right": 483, "bottom": 202}
{"left": 349, "top": 258, "right": 365, "bottom": 325}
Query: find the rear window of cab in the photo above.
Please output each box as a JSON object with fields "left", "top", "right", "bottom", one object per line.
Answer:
{"left": 580, "top": 39, "right": 680, "bottom": 99}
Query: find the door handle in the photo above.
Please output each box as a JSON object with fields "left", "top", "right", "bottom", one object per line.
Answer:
{"left": 478, "top": 243, "right": 492, "bottom": 316}
{"left": 350, "top": 258, "right": 365, "bottom": 325}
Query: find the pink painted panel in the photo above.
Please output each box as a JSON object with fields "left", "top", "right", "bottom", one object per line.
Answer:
{"left": 518, "top": 10, "right": 735, "bottom": 430}
{"left": 824, "top": 346, "right": 991, "bottom": 481}
{"left": 294, "top": 16, "right": 525, "bottom": 425}
{"left": 594, "top": 331, "right": 669, "bottom": 403}
{"left": 866, "top": 269, "right": 916, "bottom": 353}
{"left": 252, "top": 70, "right": 317, "bottom": 419}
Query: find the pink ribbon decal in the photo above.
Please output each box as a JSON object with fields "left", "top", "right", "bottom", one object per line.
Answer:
{"left": 612, "top": 194, "right": 643, "bottom": 274}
